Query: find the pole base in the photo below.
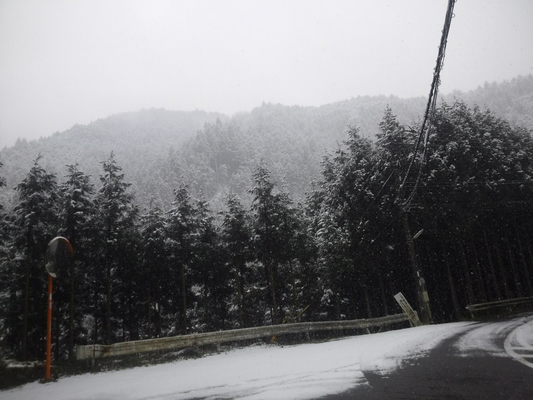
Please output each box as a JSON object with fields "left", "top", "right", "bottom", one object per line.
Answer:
{"left": 39, "top": 377, "right": 57, "bottom": 384}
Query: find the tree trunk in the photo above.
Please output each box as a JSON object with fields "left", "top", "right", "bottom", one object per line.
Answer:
{"left": 459, "top": 241, "right": 475, "bottom": 304}
{"left": 364, "top": 285, "right": 372, "bottom": 318}
{"left": 94, "top": 315, "right": 98, "bottom": 347}
{"left": 204, "top": 280, "right": 210, "bottom": 329}
{"left": 516, "top": 229, "right": 533, "bottom": 296}
{"left": 181, "top": 263, "right": 188, "bottom": 334}
{"left": 495, "top": 239, "right": 512, "bottom": 298}
{"left": 93, "top": 284, "right": 99, "bottom": 345}
{"left": 471, "top": 239, "right": 487, "bottom": 303}
{"left": 235, "top": 265, "right": 244, "bottom": 327}
{"left": 147, "top": 285, "right": 152, "bottom": 340}
{"left": 524, "top": 231, "right": 533, "bottom": 268}
{"left": 505, "top": 235, "right": 523, "bottom": 297}
{"left": 377, "top": 265, "right": 389, "bottom": 315}
{"left": 349, "top": 286, "right": 358, "bottom": 320}
{"left": 444, "top": 249, "right": 461, "bottom": 320}
{"left": 22, "top": 257, "right": 31, "bottom": 360}
{"left": 267, "top": 262, "right": 278, "bottom": 325}
{"left": 483, "top": 230, "right": 501, "bottom": 300}
{"left": 335, "top": 290, "right": 341, "bottom": 321}
{"left": 290, "top": 260, "right": 298, "bottom": 314}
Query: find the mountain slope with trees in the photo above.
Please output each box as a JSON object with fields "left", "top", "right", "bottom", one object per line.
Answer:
{"left": 2, "top": 76, "right": 532, "bottom": 211}
{"left": 0, "top": 109, "right": 226, "bottom": 210}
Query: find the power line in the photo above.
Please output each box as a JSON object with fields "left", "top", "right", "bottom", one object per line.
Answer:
{"left": 400, "top": 0, "right": 457, "bottom": 208}
{"left": 331, "top": 1, "right": 459, "bottom": 249}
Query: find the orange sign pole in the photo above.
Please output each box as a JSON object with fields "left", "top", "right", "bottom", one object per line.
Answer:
{"left": 45, "top": 274, "right": 53, "bottom": 380}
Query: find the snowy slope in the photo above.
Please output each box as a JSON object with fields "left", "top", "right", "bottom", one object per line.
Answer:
{"left": 3, "top": 322, "right": 473, "bottom": 400}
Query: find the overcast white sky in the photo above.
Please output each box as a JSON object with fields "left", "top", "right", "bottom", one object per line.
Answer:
{"left": 1, "top": 0, "right": 532, "bottom": 149}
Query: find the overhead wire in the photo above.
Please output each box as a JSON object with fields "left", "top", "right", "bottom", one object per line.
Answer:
{"left": 400, "top": 0, "right": 457, "bottom": 209}
{"left": 365, "top": 0, "right": 457, "bottom": 245}
{"left": 323, "top": 1, "right": 458, "bottom": 251}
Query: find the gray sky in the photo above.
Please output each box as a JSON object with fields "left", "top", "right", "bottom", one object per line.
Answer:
{"left": 1, "top": 0, "right": 532, "bottom": 149}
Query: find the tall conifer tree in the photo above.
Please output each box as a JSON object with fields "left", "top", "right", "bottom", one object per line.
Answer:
{"left": 9, "top": 156, "right": 59, "bottom": 359}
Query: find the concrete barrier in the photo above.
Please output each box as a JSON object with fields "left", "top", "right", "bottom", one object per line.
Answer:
{"left": 76, "top": 313, "right": 409, "bottom": 360}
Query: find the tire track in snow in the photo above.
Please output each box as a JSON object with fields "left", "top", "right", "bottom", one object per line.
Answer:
{"left": 504, "top": 316, "right": 533, "bottom": 369}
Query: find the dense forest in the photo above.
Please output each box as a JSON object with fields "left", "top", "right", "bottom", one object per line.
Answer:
{"left": 0, "top": 76, "right": 532, "bottom": 363}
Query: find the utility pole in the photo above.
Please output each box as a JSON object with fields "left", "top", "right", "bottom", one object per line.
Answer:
{"left": 396, "top": 0, "right": 454, "bottom": 325}
{"left": 402, "top": 211, "right": 432, "bottom": 324}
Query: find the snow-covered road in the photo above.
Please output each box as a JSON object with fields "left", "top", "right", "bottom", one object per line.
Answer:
{"left": 2, "top": 322, "right": 472, "bottom": 400}
{"left": 3, "top": 316, "right": 531, "bottom": 400}
{"left": 504, "top": 316, "right": 533, "bottom": 368}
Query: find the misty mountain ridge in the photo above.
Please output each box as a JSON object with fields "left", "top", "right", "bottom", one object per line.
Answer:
{"left": 1, "top": 75, "right": 532, "bottom": 210}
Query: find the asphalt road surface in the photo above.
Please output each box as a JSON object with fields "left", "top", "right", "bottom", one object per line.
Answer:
{"left": 324, "top": 313, "right": 533, "bottom": 400}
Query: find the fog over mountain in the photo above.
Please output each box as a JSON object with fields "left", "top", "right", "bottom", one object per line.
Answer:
{"left": 2, "top": 1, "right": 532, "bottom": 149}
{"left": 0, "top": 75, "right": 531, "bottom": 210}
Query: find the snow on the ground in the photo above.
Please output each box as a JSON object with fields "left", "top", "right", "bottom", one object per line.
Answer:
{"left": 504, "top": 316, "right": 533, "bottom": 368}
{"left": 455, "top": 320, "right": 517, "bottom": 357}
{"left": 2, "top": 322, "right": 472, "bottom": 400}
{"left": 455, "top": 313, "right": 533, "bottom": 358}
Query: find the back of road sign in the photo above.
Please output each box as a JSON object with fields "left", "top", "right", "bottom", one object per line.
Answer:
{"left": 394, "top": 292, "right": 422, "bottom": 327}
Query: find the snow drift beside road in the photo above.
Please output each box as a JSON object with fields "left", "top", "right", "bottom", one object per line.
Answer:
{"left": 2, "top": 322, "right": 472, "bottom": 400}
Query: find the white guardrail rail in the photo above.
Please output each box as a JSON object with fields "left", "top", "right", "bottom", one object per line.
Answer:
{"left": 465, "top": 296, "right": 533, "bottom": 318}
{"left": 76, "top": 313, "right": 409, "bottom": 360}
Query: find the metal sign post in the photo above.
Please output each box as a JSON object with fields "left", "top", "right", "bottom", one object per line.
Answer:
{"left": 43, "top": 236, "right": 73, "bottom": 382}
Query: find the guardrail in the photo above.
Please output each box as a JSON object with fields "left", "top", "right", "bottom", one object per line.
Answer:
{"left": 465, "top": 296, "right": 533, "bottom": 319}
{"left": 76, "top": 313, "right": 409, "bottom": 360}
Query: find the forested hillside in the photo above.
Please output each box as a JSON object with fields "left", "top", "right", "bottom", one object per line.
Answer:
{"left": 443, "top": 75, "right": 533, "bottom": 130}
{"left": 0, "top": 96, "right": 429, "bottom": 210}
{"left": 0, "top": 109, "right": 226, "bottom": 209}
{"left": 0, "top": 77, "right": 532, "bottom": 363}
{"left": 1, "top": 76, "right": 532, "bottom": 211}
